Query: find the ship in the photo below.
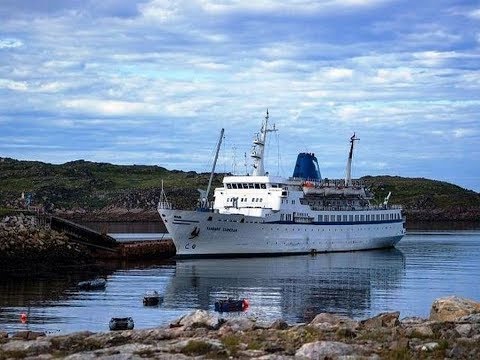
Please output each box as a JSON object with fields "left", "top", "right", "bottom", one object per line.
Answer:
{"left": 158, "top": 110, "right": 405, "bottom": 257}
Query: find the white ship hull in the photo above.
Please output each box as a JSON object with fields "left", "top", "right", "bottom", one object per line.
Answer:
{"left": 159, "top": 208, "right": 405, "bottom": 257}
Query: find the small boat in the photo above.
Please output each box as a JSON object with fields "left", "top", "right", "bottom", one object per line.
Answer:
{"left": 143, "top": 290, "right": 163, "bottom": 306}
{"left": 109, "top": 317, "right": 134, "bottom": 331}
{"left": 77, "top": 278, "right": 106, "bottom": 290}
{"left": 214, "top": 298, "right": 249, "bottom": 313}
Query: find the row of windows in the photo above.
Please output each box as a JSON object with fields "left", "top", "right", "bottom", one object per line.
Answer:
{"left": 226, "top": 197, "right": 264, "bottom": 203}
{"left": 226, "top": 183, "right": 281, "bottom": 189}
{"left": 317, "top": 213, "right": 400, "bottom": 222}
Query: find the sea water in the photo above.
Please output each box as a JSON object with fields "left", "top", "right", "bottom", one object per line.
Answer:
{"left": 0, "top": 229, "right": 479, "bottom": 334}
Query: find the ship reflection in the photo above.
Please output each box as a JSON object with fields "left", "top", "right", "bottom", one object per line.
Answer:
{"left": 165, "top": 248, "right": 406, "bottom": 323}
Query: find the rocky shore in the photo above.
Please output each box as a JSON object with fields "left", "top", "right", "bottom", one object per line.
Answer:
{"left": 0, "top": 296, "right": 479, "bottom": 359}
{"left": 0, "top": 214, "right": 94, "bottom": 273}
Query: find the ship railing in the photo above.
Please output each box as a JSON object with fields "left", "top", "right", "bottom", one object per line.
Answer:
{"left": 293, "top": 178, "right": 366, "bottom": 188}
{"left": 157, "top": 201, "right": 172, "bottom": 210}
{"left": 310, "top": 204, "right": 403, "bottom": 212}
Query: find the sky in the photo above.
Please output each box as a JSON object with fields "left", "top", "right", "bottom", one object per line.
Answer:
{"left": 1, "top": 0, "right": 479, "bottom": 192}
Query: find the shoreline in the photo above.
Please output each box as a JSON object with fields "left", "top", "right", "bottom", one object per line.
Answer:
{"left": 0, "top": 296, "right": 479, "bottom": 359}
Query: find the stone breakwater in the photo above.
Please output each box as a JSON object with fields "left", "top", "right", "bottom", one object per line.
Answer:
{"left": 0, "top": 214, "right": 93, "bottom": 271}
{"left": 1, "top": 296, "right": 479, "bottom": 359}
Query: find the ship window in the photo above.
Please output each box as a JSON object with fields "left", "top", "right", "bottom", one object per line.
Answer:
{"left": 343, "top": 215, "right": 348, "bottom": 222}
{"left": 252, "top": 198, "right": 255, "bottom": 202}
{"left": 330, "top": 215, "right": 335, "bottom": 221}
{"left": 337, "top": 215, "right": 341, "bottom": 222}
{"left": 366, "top": 215, "right": 370, "bottom": 221}
{"left": 349, "top": 215, "right": 354, "bottom": 221}
{"left": 207, "top": 216, "right": 212, "bottom": 221}
{"left": 318, "top": 215, "right": 323, "bottom": 221}
{"left": 227, "top": 184, "right": 231, "bottom": 189}
{"left": 247, "top": 183, "right": 252, "bottom": 189}
{"left": 360, "top": 215, "right": 365, "bottom": 221}
{"left": 355, "top": 215, "right": 359, "bottom": 221}
{"left": 260, "top": 198, "right": 263, "bottom": 202}
{"left": 261, "top": 184, "right": 266, "bottom": 189}
{"left": 243, "top": 183, "right": 248, "bottom": 188}
{"left": 376, "top": 214, "right": 380, "bottom": 221}
{"left": 324, "top": 216, "right": 329, "bottom": 222}
{"left": 255, "top": 183, "right": 260, "bottom": 189}
{"left": 232, "top": 183, "right": 238, "bottom": 189}
{"left": 292, "top": 200, "right": 295, "bottom": 204}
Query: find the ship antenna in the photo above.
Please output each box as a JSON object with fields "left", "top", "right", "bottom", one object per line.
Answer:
{"left": 251, "top": 109, "right": 277, "bottom": 176}
{"left": 344, "top": 133, "right": 359, "bottom": 187}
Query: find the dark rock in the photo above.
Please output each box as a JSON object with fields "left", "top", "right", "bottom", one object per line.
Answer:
{"left": 12, "top": 331, "right": 46, "bottom": 340}
{"left": 361, "top": 311, "right": 400, "bottom": 329}
{"left": 270, "top": 319, "right": 289, "bottom": 330}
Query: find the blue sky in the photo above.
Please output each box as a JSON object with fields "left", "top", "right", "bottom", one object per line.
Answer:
{"left": 1, "top": 0, "right": 479, "bottom": 192}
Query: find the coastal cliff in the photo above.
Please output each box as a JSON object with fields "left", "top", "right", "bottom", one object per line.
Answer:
{"left": 1, "top": 157, "right": 479, "bottom": 224}
{"left": 0, "top": 296, "right": 479, "bottom": 359}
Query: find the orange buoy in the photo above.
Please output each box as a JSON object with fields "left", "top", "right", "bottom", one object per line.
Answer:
{"left": 20, "top": 313, "right": 27, "bottom": 323}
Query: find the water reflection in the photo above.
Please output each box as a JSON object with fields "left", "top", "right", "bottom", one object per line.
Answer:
{"left": 166, "top": 248, "right": 406, "bottom": 323}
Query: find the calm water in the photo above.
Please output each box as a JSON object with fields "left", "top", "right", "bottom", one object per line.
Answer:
{"left": 1, "top": 230, "right": 479, "bottom": 335}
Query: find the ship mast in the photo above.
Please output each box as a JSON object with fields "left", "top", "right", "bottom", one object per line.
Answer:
{"left": 205, "top": 128, "right": 224, "bottom": 205}
{"left": 344, "top": 133, "right": 359, "bottom": 187}
{"left": 251, "top": 110, "right": 277, "bottom": 176}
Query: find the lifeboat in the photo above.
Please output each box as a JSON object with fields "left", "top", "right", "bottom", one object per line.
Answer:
{"left": 109, "top": 317, "right": 134, "bottom": 331}
{"left": 214, "top": 298, "right": 249, "bottom": 312}
{"left": 143, "top": 290, "right": 163, "bottom": 306}
{"left": 77, "top": 278, "right": 106, "bottom": 290}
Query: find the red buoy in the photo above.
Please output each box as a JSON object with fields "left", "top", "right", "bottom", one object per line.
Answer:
{"left": 20, "top": 313, "right": 27, "bottom": 323}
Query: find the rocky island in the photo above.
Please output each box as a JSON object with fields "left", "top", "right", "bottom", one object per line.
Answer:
{"left": 0, "top": 296, "right": 479, "bottom": 359}
{"left": 1, "top": 158, "right": 479, "bottom": 226}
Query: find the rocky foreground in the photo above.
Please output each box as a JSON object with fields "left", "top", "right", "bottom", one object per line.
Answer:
{"left": 0, "top": 214, "right": 93, "bottom": 272}
{"left": 1, "top": 296, "right": 479, "bottom": 359}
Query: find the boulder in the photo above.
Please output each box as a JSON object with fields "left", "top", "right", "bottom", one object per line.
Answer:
{"left": 270, "top": 319, "right": 289, "bottom": 330}
{"left": 295, "top": 340, "right": 366, "bottom": 358}
{"left": 170, "top": 310, "right": 221, "bottom": 330}
{"left": 360, "top": 311, "right": 400, "bottom": 329}
{"left": 309, "top": 313, "right": 358, "bottom": 331}
{"left": 220, "top": 318, "right": 255, "bottom": 333}
{"left": 430, "top": 296, "right": 480, "bottom": 322}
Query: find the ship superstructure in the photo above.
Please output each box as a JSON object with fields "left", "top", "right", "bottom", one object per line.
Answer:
{"left": 158, "top": 111, "right": 405, "bottom": 257}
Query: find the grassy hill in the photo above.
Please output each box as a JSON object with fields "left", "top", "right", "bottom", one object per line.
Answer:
{"left": 1, "top": 157, "right": 479, "bottom": 222}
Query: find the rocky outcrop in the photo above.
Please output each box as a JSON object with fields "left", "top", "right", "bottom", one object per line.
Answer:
{"left": 1, "top": 297, "right": 479, "bottom": 359}
{"left": 0, "top": 213, "right": 93, "bottom": 272}
{"left": 430, "top": 296, "right": 480, "bottom": 322}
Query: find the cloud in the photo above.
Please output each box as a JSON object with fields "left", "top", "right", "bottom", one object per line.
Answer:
{"left": 0, "top": 0, "right": 479, "bottom": 191}
{"left": 0, "top": 38, "right": 23, "bottom": 49}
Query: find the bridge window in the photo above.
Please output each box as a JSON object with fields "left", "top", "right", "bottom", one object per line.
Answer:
{"left": 330, "top": 215, "right": 335, "bottom": 221}
{"left": 355, "top": 215, "right": 359, "bottom": 221}
{"left": 343, "top": 215, "right": 348, "bottom": 222}
{"left": 318, "top": 215, "right": 323, "bottom": 221}
{"left": 349, "top": 215, "right": 354, "bottom": 221}
{"left": 337, "top": 215, "right": 341, "bottom": 222}
{"left": 366, "top": 214, "right": 370, "bottom": 221}
{"left": 360, "top": 215, "right": 365, "bottom": 221}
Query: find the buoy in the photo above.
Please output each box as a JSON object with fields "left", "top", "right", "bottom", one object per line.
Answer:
{"left": 20, "top": 313, "right": 27, "bottom": 323}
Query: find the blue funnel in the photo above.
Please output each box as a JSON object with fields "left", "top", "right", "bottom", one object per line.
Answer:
{"left": 292, "top": 153, "right": 321, "bottom": 180}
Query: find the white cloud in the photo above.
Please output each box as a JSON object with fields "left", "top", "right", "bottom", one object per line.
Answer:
{"left": 0, "top": 79, "right": 28, "bottom": 91}
{"left": 0, "top": 38, "right": 23, "bottom": 49}
{"left": 468, "top": 8, "right": 480, "bottom": 19}
{"left": 453, "top": 128, "right": 476, "bottom": 138}
{"left": 61, "top": 99, "right": 158, "bottom": 116}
